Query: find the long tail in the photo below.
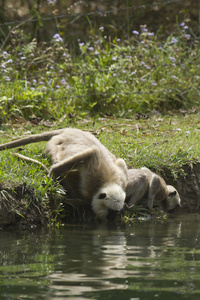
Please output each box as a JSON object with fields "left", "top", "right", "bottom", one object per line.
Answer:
{"left": 0, "top": 129, "right": 64, "bottom": 151}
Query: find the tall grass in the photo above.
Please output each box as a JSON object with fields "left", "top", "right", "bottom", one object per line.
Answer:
{"left": 0, "top": 21, "right": 199, "bottom": 124}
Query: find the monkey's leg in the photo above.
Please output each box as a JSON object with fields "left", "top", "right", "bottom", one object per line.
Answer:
{"left": 148, "top": 174, "right": 160, "bottom": 210}
{"left": 49, "top": 146, "right": 100, "bottom": 178}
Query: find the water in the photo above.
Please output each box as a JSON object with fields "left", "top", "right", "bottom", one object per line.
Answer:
{"left": 1, "top": 213, "right": 200, "bottom": 300}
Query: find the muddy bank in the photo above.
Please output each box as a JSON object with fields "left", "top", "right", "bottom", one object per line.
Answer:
{"left": 0, "top": 162, "right": 200, "bottom": 227}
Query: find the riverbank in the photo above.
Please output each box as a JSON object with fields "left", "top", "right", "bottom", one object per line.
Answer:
{"left": 0, "top": 112, "right": 199, "bottom": 227}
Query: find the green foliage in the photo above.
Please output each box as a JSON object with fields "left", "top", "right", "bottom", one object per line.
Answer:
{"left": 0, "top": 22, "right": 200, "bottom": 123}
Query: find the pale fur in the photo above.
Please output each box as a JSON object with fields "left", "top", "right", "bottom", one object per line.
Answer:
{"left": 126, "top": 167, "right": 181, "bottom": 211}
{"left": 0, "top": 128, "right": 128, "bottom": 219}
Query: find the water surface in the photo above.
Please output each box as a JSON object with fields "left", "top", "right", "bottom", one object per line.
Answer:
{"left": 1, "top": 213, "right": 200, "bottom": 299}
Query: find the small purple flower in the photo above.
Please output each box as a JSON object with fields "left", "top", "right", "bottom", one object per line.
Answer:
{"left": 147, "top": 32, "right": 154, "bottom": 36}
{"left": 171, "top": 37, "right": 178, "bottom": 44}
{"left": 141, "top": 78, "right": 145, "bottom": 82}
{"left": 169, "top": 57, "right": 176, "bottom": 63}
{"left": 53, "top": 33, "right": 63, "bottom": 42}
{"left": 20, "top": 57, "right": 26, "bottom": 60}
{"left": 112, "top": 56, "right": 117, "bottom": 61}
{"left": 113, "top": 73, "right": 117, "bottom": 77}
{"left": 180, "top": 22, "right": 185, "bottom": 27}
{"left": 5, "top": 76, "right": 11, "bottom": 81}
{"left": 99, "top": 27, "right": 104, "bottom": 31}
{"left": 185, "top": 130, "right": 190, "bottom": 135}
{"left": 171, "top": 75, "right": 178, "bottom": 80}
{"left": 79, "top": 42, "right": 85, "bottom": 47}
{"left": 132, "top": 30, "right": 139, "bottom": 35}
{"left": 184, "top": 34, "right": 191, "bottom": 40}
{"left": 176, "top": 128, "right": 181, "bottom": 132}
{"left": 61, "top": 79, "right": 67, "bottom": 85}
{"left": 94, "top": 51, "right": 99, "bottom": 55}
{"left": 1, "top": 64, "right": 6, "bottom": 69}
{"left": 131, "top": 71, "right": 136, "bottom": 75}
{"left": 3, "top": 51, "right": 7, "bottom": 55}
{"left": 6, "top": 59, "right": 13, "bottom": 64}
{"left": 116, "top": 38, "right": 121, "bottom": 42}
{"left": 88, "top": 47, "right": 94, "bottom": 51}
{"left": 183, "top": 25, "right": 189, "bottom": 30}
{"left": 141, "top": 28, "right": 148, "bottom": 32}
{"left": 47, "top": 0, "right": 56, "bottom": 5}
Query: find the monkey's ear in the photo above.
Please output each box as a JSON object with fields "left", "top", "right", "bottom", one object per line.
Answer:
{"left": 99, "top": 193, "right": 107, "bottom": 199}
{"left": 169, "top": 191, "right": 177, "bottom": 197}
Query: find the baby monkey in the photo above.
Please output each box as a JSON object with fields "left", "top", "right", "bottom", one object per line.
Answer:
{"left": 126, "top": 167, "right": 181, "bottom": 212}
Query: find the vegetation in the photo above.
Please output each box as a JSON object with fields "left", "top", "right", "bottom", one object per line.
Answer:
{"left": 0, "top": 1, "right": 199, "bottom": 226}
{"left": 0, "top": 19, "right": 200, "bottom": 124}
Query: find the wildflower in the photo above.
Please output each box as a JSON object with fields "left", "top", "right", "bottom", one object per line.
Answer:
{"left": 6, "top": 59, "right": 13, "bottom": 64}
{"left": 79, "top": 42, "right": 85, "bottom": 47}
{"left": 99, "top": 27, "right": 104, "bottom": 31}
{"left": 180, "top": 22, "right": 185, "bottom": 27}
{"left": 132, "top": 30, "right": 139, "bottom": 35}
{"left": 184, "top": 25, "right": 189, "bottom": 30}
{"left": 184, "top": 34, "right": 191, "bottom": 40}
{"left": 5, "top": 76, "right": 11, "bottom": 81}
{"left": 47, "top": 0, "right": 56, "bottom": 5}
{"left": 20, "top": 57, "right": 26, "bottom": 60}
{"left": 141, "top": 28, "right": 148, "bottom": 32}
{"left": 32, "top": 79, "right": 37, "bottom": 84}
{"left": 176, "top": 128, "right": 181, "bottom": 131}
{"left": 131, "top": 71, "right": 136, "bottom": 75}
{"left": 49, "top": 66, "right": 54, "bottom": 69}
{"left": 112, "top": 56, "right": 117, "bottom": 61}
{"left": 1, "top": 64, "right": 5, "bottom": 68}
{"left": 147, "top": 32, "right": 154, "bottom": 36}
{"left": 113, "top": 73, "right": 117, "bottom": 77}
{"left": 88, "top": 47, "right": 94, "bottom": 51}
{"left": 53, "top": 33, "right": 63, "bottom": 42}
{"left": 141, "top": 78, "right": 145, "bottom": 82}
{"left": 171, "top": 75, "right": 178, "bottom": 80}
{"left": 185, "top": 131, "right": 190, "bottom": 135}
{"left": 3, "top": 51, "right": 7, "bottom": 55}
{"left": 116, "top": 38, "right": 121, "bottom": 42}
{"left": 169, "top": 57, "right": 176, "bottom": 63}
{"left": 171, "top": 37, "right": 178, "bottom": 44}
{"left": 61, "top": 79, "right": 67, "bottom": 85}
{"left": 94, "top": 51, "right": 99, "bottom": 55}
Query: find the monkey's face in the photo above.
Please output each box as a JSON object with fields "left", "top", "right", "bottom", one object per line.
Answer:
{"left": 91, "top": 183, "right": 126, "bottom": 220}
{"left": 164, "top": 185, "right": 181, "bottom": 211}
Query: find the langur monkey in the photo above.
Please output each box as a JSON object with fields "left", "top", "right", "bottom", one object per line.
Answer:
{"left": 0, "top": 128, "right": 128, "bottom": 220}
{"left": 126, "top": 167, "right": 181, "bottom": 212}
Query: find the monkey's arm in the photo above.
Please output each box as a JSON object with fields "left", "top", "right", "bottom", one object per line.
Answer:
{"left": 0, "top": 129, "right": 64, "bottom": 151}
{"left": 49, "top": 147, "right": 100, "bottom": 177}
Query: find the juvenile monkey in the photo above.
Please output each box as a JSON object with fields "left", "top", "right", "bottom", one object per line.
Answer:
{"left": 126, "top": 167, "right": 181, "bottom": 212}
{"left": 0, "top": 128, "right": 128, "bottom": 220}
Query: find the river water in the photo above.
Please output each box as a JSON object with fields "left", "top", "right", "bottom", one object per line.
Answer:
{"left": 1, "top": 213, "right": 200, "bottom": 300}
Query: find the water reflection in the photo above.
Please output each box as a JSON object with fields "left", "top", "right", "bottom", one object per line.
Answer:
{"left": 0, "top": 214, "right": 200, "bottom": 299}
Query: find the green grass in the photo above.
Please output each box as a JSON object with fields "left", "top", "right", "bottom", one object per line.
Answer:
{"left": 0, "top": 23, "right": 199, "bottom": 123}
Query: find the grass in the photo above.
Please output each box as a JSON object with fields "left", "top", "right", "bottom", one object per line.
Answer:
{"left": 0, "top": 22, "right": 199, "bottom": 124}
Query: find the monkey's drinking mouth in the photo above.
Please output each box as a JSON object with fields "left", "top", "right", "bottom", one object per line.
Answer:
{"left": 106, "top": 209, "right": 120, "bottom": 221}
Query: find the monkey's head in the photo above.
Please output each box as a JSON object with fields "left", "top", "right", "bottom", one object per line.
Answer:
{"left": 163, "top": 185, "right": 181, "bottom": 212}
{"left": 91, "top": 183, "right": 126, "bottom": 220}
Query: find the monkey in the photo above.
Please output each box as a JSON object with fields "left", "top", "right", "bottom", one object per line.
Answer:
{"left": 0, "top": 128, "right": 128, "bottom": 220}
{"left": 126, "top": 167, "right": 181, "bottom": 212}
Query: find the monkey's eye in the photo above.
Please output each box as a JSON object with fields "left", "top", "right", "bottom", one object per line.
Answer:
{"left": 169, "top": 191, "right": 176, "bottom": 197}
{"left": 99, "top": 193, "right": 106, "bottom": 199}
